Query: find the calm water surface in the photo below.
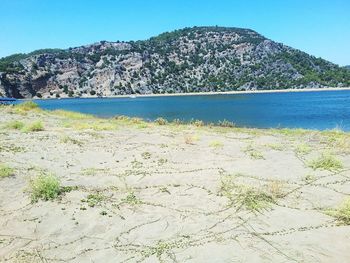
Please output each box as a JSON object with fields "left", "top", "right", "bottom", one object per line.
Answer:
{"left": 33, "top": 90, "right": 350, "bottom": 131}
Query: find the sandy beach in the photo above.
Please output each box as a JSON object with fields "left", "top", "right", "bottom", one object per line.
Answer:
{"left": 1, "top": 104, "right": 350, "bottom": 262}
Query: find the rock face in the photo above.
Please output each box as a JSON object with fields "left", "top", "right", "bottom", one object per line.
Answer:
{"left": 0, "top": 26, "right": 349, "bottom": 98}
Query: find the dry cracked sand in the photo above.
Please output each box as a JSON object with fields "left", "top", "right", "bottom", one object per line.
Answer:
{"left": 0, "top": 105, "right": 350, "bottom": 262}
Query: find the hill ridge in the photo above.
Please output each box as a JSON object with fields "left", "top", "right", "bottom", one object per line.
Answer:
{"left": 0, "top": 26, "right": 349, "bottom": 98}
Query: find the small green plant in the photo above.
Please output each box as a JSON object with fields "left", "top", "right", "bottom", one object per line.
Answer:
{"left": 295, "top": 143, "right": 311, "bottom": 155}
{"left": 184, "top": 134, "right": 199, "bottom": 144}
{"left": 100, "top": 210, "right": 108, "bottom": 216}
{"left": 0, "top": 164, "right": 14, "bottom": 178}
{"left": 29, "top": 173, "right": 61, "bottom": 202}
{"left": 219, "top": 174, "right": 275, "bottom": 212}
{"left": 159, "top": 186, "right": 170, "bottom": 194}
{"left": 141, "top": 240, "right": 175, "bottom": 259}
{"left": 209, "top": 140, "right": 223, "bottom": 148}
{"left": 86, "top": 193, "right": 104, "bottom": 207}
{"left": 5, "top": 120, "right": 25, "bottom": 130}
{"left": 303, "top": 174, "right": 316, "bottom": 183}
{"left": 0, "top": 143, "right": 24, "bottom": 153}
{"left": 60, "top": 135, "right": 83, "bottom": 146}
{"left": 131, "top": 159, "right": 143, "bottom": 169}
{"left": 266, "top": 143, "right": 284, "bottom": 151}
{"left": 308, "top": 153, "right": 343, "bottom": 171}
{"left": 326, "top": 198, "right": 350, "bottom": 225}
{"left": 141, "top": 151, "right": 151, "bottom": 159}
{"left": 237, "top": 186, "right": 275, "bottom": 212}
{"left": 22, "top": 121, "right": 44, "bottom": 132}
{"left": 157, "top": 158, "right": 168, "bottom": 165}
{"left": 155, "top": 117, "right": 168, "bottom": 125}
{"left": 244, "top": 144, "right": 264, "bottom": 159}
{"left": 122, "top": 191, "right": 141, "bottom": 205}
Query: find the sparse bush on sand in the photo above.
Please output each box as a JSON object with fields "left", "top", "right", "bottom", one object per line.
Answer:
{"left": 29, "top": 173, "right": 61, "bottom": 202}
{"left": 22, "top": 121, "right": 44, "bottom": 132}
{"left": 0, "top": 164, "right": 14, "bottom": 178}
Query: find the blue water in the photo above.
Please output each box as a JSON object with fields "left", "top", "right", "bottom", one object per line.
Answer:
{"left": 32, "top": 90, "right": 350, "bottom": 131}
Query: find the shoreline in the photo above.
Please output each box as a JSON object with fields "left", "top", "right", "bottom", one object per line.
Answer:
{"left": 19, "top": 86, "right": 350, "bottom": 100}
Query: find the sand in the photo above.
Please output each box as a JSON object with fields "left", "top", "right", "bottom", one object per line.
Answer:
{"left": 0, "top": 106, "right": 350, "bottom": 262}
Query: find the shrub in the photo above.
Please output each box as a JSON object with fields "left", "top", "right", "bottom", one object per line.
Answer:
{"left": 60, "top": 135, "right": 83, "bottom": 146}
{"left": 236, "top": 186, "right": 275, "bottom": 212}
{"left": 295, "top": 143, "right": 311, "bottom": 155}
{"left": 22, "top": 121, "right": 44, "bottom": 132}
{"left": 122, "top": 191, "right": 141, "bottom": 205}
{"left": 184, "top": 134, "right": 199, "bottom": 144}
{"left": 327, "top": 198, "right": 350, "bottom": 225}
{"left": 244, "top": 144, "right": 264, "bottom": 159}
{"left": 30, "top": 174, "right": 61, "bottom": 202}
{"left": 219, "top": 174, "right": 275, "bottom": 212}
{"left": 85, "top": 193, "right": 104, "bottom": 207}
{"left": 308, "top": 153, "right": 343, "bottom": 171}
{"left": 218, "top": 119, "right": 235, "bottom": 127}
{"left": 155, "top": 117, "right": 168, "bottom": 125}
{"left": 0, "top": 164, "right": 14, "bottom": 178}
{"left": 15, "top": 101, "right": 39, "bottom": 111}
{"left": 191, "top": 119, "right": 204, "bottom": 127}
{"left": 6, "top": 120, "right": 25, "bottom": 130}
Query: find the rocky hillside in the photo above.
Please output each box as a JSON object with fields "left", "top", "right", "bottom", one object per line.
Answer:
{"left": 1, "top": 26, "right": 350, "bottom": 98}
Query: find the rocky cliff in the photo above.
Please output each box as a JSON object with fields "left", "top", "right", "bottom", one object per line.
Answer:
{"left": 1, "top": 26, "right": 349, "bottom": 98}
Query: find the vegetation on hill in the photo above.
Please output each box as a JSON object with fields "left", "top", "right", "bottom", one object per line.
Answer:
{"left": 0, "top": 26, "right": 349, "bottom": 98}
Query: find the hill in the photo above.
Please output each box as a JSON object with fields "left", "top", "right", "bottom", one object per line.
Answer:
{"left": 1, "top": 26, "right": 349, "bottom": 98}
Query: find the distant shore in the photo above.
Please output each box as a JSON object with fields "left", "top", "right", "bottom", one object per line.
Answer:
{"left": 44, "top": 87, "right": 350, "bottom": 100}
{"left": 105, "top": 87, "right": 350, "bottom": 98}
{"left": 15, "top": 86, "right": 350, "bottom": 100}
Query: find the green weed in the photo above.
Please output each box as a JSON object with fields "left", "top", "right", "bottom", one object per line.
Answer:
{"left": 0, "top": 164, "right": 14, "bottom": 178}
{"left": 308, "top": 153, "right": 343, "bottom": 171}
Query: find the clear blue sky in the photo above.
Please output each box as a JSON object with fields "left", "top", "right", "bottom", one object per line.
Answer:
{"left": 1, "top": 0, "right": 349, "bottom": 65}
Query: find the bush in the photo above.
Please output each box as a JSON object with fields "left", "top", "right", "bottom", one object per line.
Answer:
{"left": 191, "top": 119, "right": 204, "bottom": 127}
{"left": 327, "top": 198, "right": 350, "bottom": 225}
{"left": 15, "top": 101, "right": 39, "bottom": 112}
{"left": 29, "top": 174, "right": 61, "bottom": 202}
{"left": 6, "top": 120, "right": 25, "bottom": 130}
{"left": 22, "top": 121, "right": 44, "bottom": 132}
{"left": 0, "top": 164, "right": 14, "bottom": 178}
{"left": 155, "top": 117, "right": 168, "bottom": 125}
{"left": 218, "top": 119, "right": 235, "bottom": 128}
{"left": 335, "top": 199, "right": 350, "bottom": 225}
{"left": 309, "top": 153, "right": 343, "bottom": 171}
